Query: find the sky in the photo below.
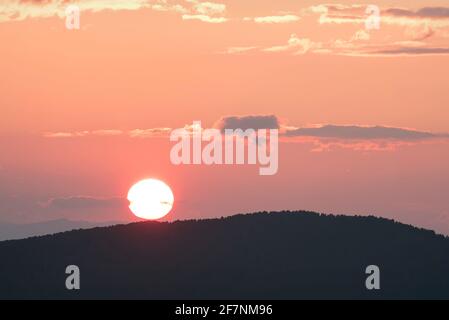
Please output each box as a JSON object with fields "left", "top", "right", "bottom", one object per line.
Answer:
{"left": 1, "top": 0, "right": 449, "bottom": 234}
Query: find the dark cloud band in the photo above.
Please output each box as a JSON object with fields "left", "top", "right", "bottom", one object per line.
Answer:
{"left": 215, "top": 115, "right": 280, "bottom": 133}
{"left": 285, "top": 125, "right": 437, "bottom": 140}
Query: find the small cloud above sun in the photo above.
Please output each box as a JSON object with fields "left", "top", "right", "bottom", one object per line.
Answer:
{"left": 127, "top": 179, "right": 174, "bottom": 220}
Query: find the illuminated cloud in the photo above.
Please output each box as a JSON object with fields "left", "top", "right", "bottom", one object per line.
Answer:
{"left": 0, "top": 0, "right": 228, "bottom": 23}
{"left": 44, "top": 130, "right": 123, "bottom": 138}
{"left": 228, "top": 32, "right": 449, "bottom": 57}
{"left": 0, "top": 0, "right": 152, "bottom": 22}
{"left": 313, "top": 4, "right": 449, "bottom": 28}
{"left": 221, "top": 46, "right": 258, "bottom": 54}
{"left": 182, "top": 0, "right": 227, "bottom": 23}
{"left": 351, "top": 29, "right": 370, "bottom": 41}
{"left": 187, "top": 0, "right": 226, "bottom": 15}
{"left": 128, "top": 128, "right": 172, "bottom": 138}
{"left": 246, "top": 15, "right": 301, "bottom": 24}
{"left": 263, "top": 34, "right": 320, "bottom": 54}
{"left": 43, "top": 128, "right": 172, "bottom": 138}
{"left": 405, "top": 25, "right": 435, "bottom": 41}
{"left": 182, "top": 14, "right": 227, "bottom": 23}
{"left": 151, "top": 2, "right": 188, "bottom": 14}
{"left": 43, "top": 131, "right": 90, "bottom": 138}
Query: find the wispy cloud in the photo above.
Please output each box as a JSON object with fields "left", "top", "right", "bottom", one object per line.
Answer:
{"left": 284, "top": 125, "right": 438, "bottom": 140}
{"left": 44, "top": 130, "right": 123, "bottom": 138}
{"left": 43, "top": 131, "right": 90, "bottom": 138}
{"left": 0, "top": 0, "right": 152, "bottom": 23}
{"left": 245, "top": 15, "right": 300, "bottom": 24}
{"left": 0, "top": 0, "right": 228, "bottom": 24}
{"left": 128, "top": 128, "right": 172, "bottom": 138}
{"left": 227, "top": 32, "right": 449, "bottom": 57}
{"left": 182, "top": 14, "right": 227, "bottom": 23}
{"left": 182, "top": 0, "right": 227, "bottom": 23}
{"left": 186, "top": 0, "right": 226, "bottom": 15}
{"left": 262, "top": 34, "right": 320, "bottom": 54}
{"left": 366, "top": 46, "right": 449, "bottom": 56}
{"left": 283, "top": 124, "right": 448, "bottom": 152}
{"left": 220, "top": 46, "right": 259, "bottom": 55}
{"left": 314, "top": 4, "right": 449, "bottom": 28}
{"left": 43, "top": 128, "right": 173, "bottom": 138}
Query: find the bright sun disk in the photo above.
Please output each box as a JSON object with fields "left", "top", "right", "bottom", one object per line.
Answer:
{"left": 127, "top": 179, "right": 174, "bottom": 220}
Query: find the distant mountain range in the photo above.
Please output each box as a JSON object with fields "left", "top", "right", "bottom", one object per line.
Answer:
{"left": 0, "top": 219, "right": 123, "bottom": 241}
{"left": 0, "top": 211, "right": 448, "bottom": 299}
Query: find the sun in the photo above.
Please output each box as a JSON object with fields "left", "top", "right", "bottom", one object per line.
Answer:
{"left": 127, "top": 179, "right": 174, "bottom": 220}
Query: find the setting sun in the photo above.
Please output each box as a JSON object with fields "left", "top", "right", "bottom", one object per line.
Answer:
{"left": 127, "top": 179, "right": 174, "bottom": 220}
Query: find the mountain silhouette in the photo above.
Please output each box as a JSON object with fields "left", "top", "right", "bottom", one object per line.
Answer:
{"left": 0, "top": 211, "right": 448, "bottom": 299}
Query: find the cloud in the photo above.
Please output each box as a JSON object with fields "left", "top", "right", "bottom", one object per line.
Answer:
{"left": 220, "top": 5, "right": 449, "bottom": 58}
{"left": 284, "top": 125, "right": 438, "bottom": 141}
{"left": 43, "top": 128, "right": 174, "bottom": 138}
{"left": 351, "top": 29, "right": 370, "bottom": 41}
{"left": 405, "top": 24, "right": 435, "bottom": 41}
{"left": 215, "top": 115, "right": 280, "bottom": 132}
{"left": 263, "top": 34, "right": 321, "bottom": 54}
{"left": 0, "top": 0, "right": 228, "bottom": 24}
{"left": 0, "top": 0, "right": 152, "bottom": 23}
{"left": 43, "top": 130, "right": 123, "bottom": 138}
{"left": 43, "top": 131, "right": 90, "bottom": 138}
{"left": 209, "top": 117, "right": 448, "bottom": 151}
{"left": 187, "top": 0, "right": 226, "bottom": 15}
{"left": 246, "top": 15, "right": 300, "bottom": 24}
{"left": 243, "top": 32, "right": 449, "bottom": 57}
{"left": 128, "top": 128, "right": 172, "bottom": 138}
{"left": 385, "top": 7, "right": 449, "bottom": 19}
{"left": 334, "top": 43, "right": 449, "bottom": 57}
{"left": 311, "top": 4, "right": 366, "bottom": 25}
{"left": 369, "top": 47, "right": 449, "bottom": 56}
{"left": 41, "top": 118, "right": 448, "bottom": 151}
{"left": 46, "top": 196, "right": 127, "bottom": 210}
{"left": 221, "top": 46, "right": 258, "bottom": 54}
{"left": 151, "top": 2, "right": 188, "bottom": 14}
{"left": 182, "top": 14, "right": 227, "bottom": 23}
{"left": 282, "top": 124, "right": 449, "bottom": 152}
{"left": 182, "top": 0, "right": 227, "bottom": 23}
{"left": 313, "top": 4, "right": 449, "bottom": 28}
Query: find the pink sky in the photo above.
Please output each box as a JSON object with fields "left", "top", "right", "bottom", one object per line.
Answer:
{"left": 1, "top": 0, "right": 449, "bottom": 234}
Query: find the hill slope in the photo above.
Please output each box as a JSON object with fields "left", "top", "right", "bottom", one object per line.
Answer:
{"left": 0, "top": 211, "right": 448, "bottom": 299}
{"left": 0, "top": 219, "right": 123, "bottom": 241}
